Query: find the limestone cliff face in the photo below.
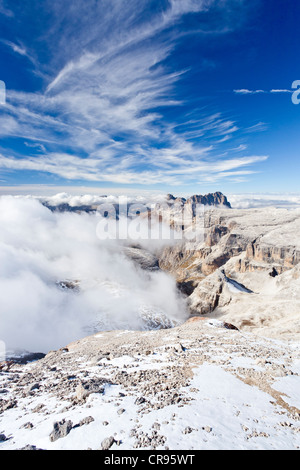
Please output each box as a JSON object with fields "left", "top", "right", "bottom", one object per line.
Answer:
{"left": 205, "top": 208, "right": 300, "bottom": 275}
{"left": 158, "top": 206, "right": 300, "bottom": 325}
{"left": 204, "top": 224, "right": 229, "bottom": 247}
{"left": 239, "top": 241, "right": 300, "bottom": 274}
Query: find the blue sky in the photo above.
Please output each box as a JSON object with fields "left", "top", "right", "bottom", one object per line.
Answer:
{"left": 0, "top": 0, "right": 299, "bottom": 195}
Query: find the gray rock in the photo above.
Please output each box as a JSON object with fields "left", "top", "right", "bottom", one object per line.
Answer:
{"left": 183, "top": 426, "right": 193, "bottom": 434}
{"left": 32, "top": 403, "right": 45, "bottom": 413}
{"left": 75, "top": 383, "right": 90, "bottom": 401}
{"left": 152, "top": 422, "right": 161, "bottom": 431}
{"left": 100, "top": 436, "right": 115, "bottom": 450}
{"left": 26, "top": 383, "right": 40, "bottom": 395}
{"left": 135, "top": 396, "right": 146, "bottom": 405}
{"left": 79, "top": 416, "right": 94, "bottom": 426}
{"left": 203, "top": 426, "right": 212, "bottom": 433}
{"left": 20, "top": 422, "right": 34, "bottom": 430}
{"left": 19, "top": 444, "right": 44, "bottom": 451}
{"left": 29, "top": 383, "right": 40, "bottom": 391}
{"left": 75, "top": 379, "right": 106, "bottom": 401}
{"left": 49, "top": 419, "right": 73, "bottom": 442}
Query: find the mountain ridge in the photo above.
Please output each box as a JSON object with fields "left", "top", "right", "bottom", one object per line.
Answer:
{"left": 41, "top": 191, "right": 231, "bottom": 214}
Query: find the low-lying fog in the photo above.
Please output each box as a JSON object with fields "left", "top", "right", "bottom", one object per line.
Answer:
{"left": 0, "top": 196, "right": 188, "bottom": 354}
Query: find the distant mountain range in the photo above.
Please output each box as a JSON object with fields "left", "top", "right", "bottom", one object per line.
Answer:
{"left": 42, "top": 191, "right": 231, "bottom": 214}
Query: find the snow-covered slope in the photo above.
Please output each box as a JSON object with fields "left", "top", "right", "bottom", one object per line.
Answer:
{"left": 0, "top": 318, "right": 299, "bottom": 450}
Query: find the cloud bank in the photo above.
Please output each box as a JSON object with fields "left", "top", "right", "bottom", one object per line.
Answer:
{"left": 228, "top": 193, "right": 300, "bottom": 209}
{"left": 0, "top": 196, "right": 188, "bottom": 355}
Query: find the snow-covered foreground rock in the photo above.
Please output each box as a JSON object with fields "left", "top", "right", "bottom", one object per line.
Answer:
{"left": 1, "top": 318, "right": 299, "bottom": 450}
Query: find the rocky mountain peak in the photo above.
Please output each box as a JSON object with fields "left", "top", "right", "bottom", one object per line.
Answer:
{"left": 167, "top": 192, "right": 231, "bottom": 208}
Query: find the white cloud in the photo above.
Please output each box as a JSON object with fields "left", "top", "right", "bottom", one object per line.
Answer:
{"left": 234, "top": 89, "right": 265, "bottom": 94}
{"left": 244, "top": 122, "right": 268, "bottom": 133}
{"left": 0, "top": 150, "right": 268, "bottom": 186}
{"left": 0, "top": 196, "right": 188, "bottom": 353}
{"left": 228, "top": 193, "right": 300, "bottom": 209}
{"left": 270, "top": 89, "right": 292, "bottom": 94}
{"left": 234, "top": 88, "right": 292, "bottom": 95}
{"left": 168, "top": 0, "right": 209, "bottom": 16}
{"left": 0, "top": 0, "right": 13, "bottom": 17}
{"left": 1, "top": 40, "right": 27, "bottom": 56}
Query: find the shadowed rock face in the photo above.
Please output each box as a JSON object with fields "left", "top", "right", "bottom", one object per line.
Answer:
{"left": 166, "top": 192, "right": 231, "bottom": 209}
{"left": 186, "top": 192, "right": 231, "bottom": 209}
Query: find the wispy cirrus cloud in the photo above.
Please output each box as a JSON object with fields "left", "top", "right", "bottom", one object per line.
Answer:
{"left": 0, "top": 0, "right": 13, "bottom": 17}
{"left": 0, "top": 150, "right": 268, "bottom": 186}
{"left": 0, "top": 0, "right": 268, "bottom": 187}
{"left": 234, "top": 89, "right": 265, "bottom": 95}
{"left": 0, "top": 39, "right": 27, "bottom": 56}
{"left": 234, "top": 88, "right": 292, "bottom": 95}
{"left": 0, "top": 38, "right": 43, "bottom": 78}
